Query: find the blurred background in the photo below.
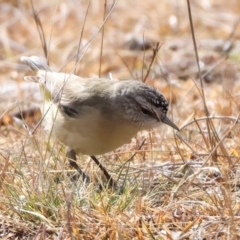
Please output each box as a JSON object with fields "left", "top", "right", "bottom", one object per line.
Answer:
{"left": 1, "top": 0, "right": 240, "bottom": 125}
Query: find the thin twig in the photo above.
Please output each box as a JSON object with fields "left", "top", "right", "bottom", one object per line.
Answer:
{"left": 74, "top": 0, "right": 91, "bottom": 74}
{"left": 98, "top": 0, "right": 108, "bottom": 77}
{"left": 116, "top": 139, "right": 146, "bottom": 185}
{"left": 114, "top": 49, "right": 137, "bottom": 79}
{"left": 178, "top": 115, "right": 240, "bottom": 130}
{"left": 62, "top": 0, "right": 119, "bottom": 74}
{"left": 31, "top": 0, "right": 48, "bottom": 61}
{"left": 186, "top": 0, "right": 223, "bottom": 167}
{"left": 186, "top": 0, "right": 207, "bottom": 114}
{"left": 141, "top": 31, "right": 146, "bottom": 81}
{"left": 143, "top": 42, "right": 161, "bottom": 83}
{"left": 61, "top": 185, "right": 73, "bottom": 240}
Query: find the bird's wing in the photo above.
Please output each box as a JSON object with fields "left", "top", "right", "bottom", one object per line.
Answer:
{"left": 39, "top": 71, "right": 102, "bottom": 118}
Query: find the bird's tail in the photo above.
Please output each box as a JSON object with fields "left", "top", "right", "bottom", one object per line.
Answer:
{"left": 21, "top": 56, "right": 59, "bottom": 102}
{"left": 21, "top": 56, "right": 52, "bottom": 84}
{"left": 21, "top": 56, "right": 51, "bottom": 72}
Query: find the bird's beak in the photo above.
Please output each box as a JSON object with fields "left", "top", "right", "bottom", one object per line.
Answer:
{"left": 162, "top": 116, "right": 179, "bottom": 131}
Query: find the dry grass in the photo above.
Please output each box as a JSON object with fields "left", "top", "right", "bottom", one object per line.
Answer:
{"left": 1, "top": 0, "right": 240, "bottom": 239}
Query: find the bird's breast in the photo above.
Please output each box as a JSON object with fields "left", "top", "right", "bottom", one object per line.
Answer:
{"left": 42, "top": 104, "right": 139, "bottom": 155}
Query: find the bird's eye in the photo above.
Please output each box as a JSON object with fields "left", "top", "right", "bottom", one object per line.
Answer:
{"left": 140, "top": 107, "right": 153, "bottom": 116}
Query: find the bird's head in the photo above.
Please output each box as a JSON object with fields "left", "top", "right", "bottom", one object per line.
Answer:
{"left": 118, "top": 81, "right": 179, "bottom": 131}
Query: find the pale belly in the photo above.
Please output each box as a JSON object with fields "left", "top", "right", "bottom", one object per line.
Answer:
{"left": 42, "top": 103, "right": 139, "bottom": 155}
{"left": 55, "top": 118, "right": 138, "bottom": 155}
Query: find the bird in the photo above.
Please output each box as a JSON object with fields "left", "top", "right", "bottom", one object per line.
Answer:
{"left": 21, "top": 55, "right": 179, "bottom": 186}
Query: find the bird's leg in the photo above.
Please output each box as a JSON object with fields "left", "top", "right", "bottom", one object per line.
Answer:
{"left": 67, "top": 148, "right": 90, "bottom": 183}
{"left": 67, "top": 149, "right": 116, "bottom": 188}
{"left": 90, "top": 155, "right": 116, "bottom": 189}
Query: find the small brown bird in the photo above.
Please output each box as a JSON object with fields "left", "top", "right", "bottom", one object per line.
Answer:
{"left": 21, "top": 56, "right": 179, "bottom": 184}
